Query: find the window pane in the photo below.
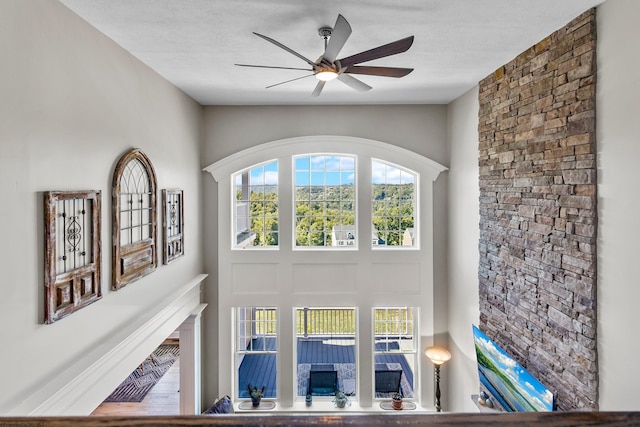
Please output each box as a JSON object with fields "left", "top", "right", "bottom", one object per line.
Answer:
{"left": 232, "top": 161, "right": 278, "bottom": 249}
{"left": 296, "top": 307, "right": 356, "bottom": 398}
{"left": 250, "top": 185, "right": 264, "bottom": 199}
{"left": 310, "top": 172, "right": 325, "bottom": 187}
{"left": 296, "top": 172, "right": 311, "bottom": 185}
{"left": 373, "top": 307, "right": 416, "bottom": 399}
{"left": 295, "top": 216, "right": 309, "bottom": 228}
{"left": 326, "top": 172, "right": 340, "bottom": 186}
{"left": 341, "top": 172, "right": 354, "bottom": 186}
{"left": 340, "top": 201, "right": 354, "bottom": 214}
{"left": 252, "top": 217, "right": 265, "bottom": 233}
{"left": 264, "top": 185, "right": 278, "bottom": 198}
{"left": 325, "top": 156, "right": 341, "bottom": 171}
{"left": 372, "top": 160, "right": 417, "bottom": 248}
{"left": 340, "top": 156, "right": 355, "bottom": 170}
{"left": 309, "top": 231, "right": 325, "bottom": 246}
{"left": 294, "top": 154, "right": 356, "bottom": 248}
{"left": 296, "top": 231, "right": 309, "bottom": 246}
{"left": 263, "top": 232, "right": 278, "bottom": 245}
{"left": 295, "top": 156, "right": 310, "bottom": 171}
{"left": 310, "top": 156, "right": 325, "bottom": 171}
{"left": 236, "top": 307, "right": 277, "bottom": 399}
{"left": 265, "top": 201, "right": 278, "bottom": 217}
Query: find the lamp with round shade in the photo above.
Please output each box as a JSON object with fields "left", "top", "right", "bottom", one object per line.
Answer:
{"left": 425, "top": 346, "right": 451, "bottom": 412}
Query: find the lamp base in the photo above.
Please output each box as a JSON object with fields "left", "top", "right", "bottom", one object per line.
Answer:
{"left": 434, "top": 364, "right": 442, "bottom": 412}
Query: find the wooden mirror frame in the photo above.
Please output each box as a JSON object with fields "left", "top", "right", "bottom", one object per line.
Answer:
{"left": 162, "top": 188, "right": 184, "bottom": 264}
{"left": 44, "top": 190, "right": 102, "bottom": 323}
{"left": 112, "top": 148, "right": 158, "bottom": 290}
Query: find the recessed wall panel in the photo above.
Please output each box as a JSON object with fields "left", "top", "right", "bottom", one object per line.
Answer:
{"left": 232, "top": 263, "right": 279, "bottom": 294}
{"left": 292, "top": 264, "right": 357, "bottom": 294}
{"left": 370, "top": 263, "right": 420, "bottom": 293}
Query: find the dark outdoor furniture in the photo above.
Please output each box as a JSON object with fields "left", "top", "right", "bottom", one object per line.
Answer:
{"left": 374, "top": 369, "right": 403, "bottom": 396}
{"left": 308, "top": 370, "right": 338, "bottom": 396}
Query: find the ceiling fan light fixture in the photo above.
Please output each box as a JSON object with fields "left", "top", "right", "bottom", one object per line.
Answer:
{"left": 315, "top": 70, "right": 338, "bottom": 81}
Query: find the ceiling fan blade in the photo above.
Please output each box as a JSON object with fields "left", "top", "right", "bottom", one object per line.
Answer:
{"left": 343, "top": 66, "right": 413, "bottom": 78}
{"left": 337, "top": 73, "right": 372, "bottom": 92}
{"left": 311, "top": 81, "right": 326, "bottom": 97}
{"left": 253, "top": 32, "right": 317, "bottom": 67}
{"left": 265, "top": 74, "right": 315, "bottom": 89}
{"left": 337, "top": 36, "right": 414, "bottom": 68}
{"left": 236, "top": 63, "right": 313, "bottom": 72}
{"left": 322, "top": 14, "right": 352, "bottom": 63}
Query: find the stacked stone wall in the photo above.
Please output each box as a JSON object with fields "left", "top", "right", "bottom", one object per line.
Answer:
{"left": 477, "top": 9, "right": 597, "bottom": 410}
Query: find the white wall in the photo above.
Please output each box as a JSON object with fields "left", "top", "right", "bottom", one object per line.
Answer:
{"left": 0, "top": 0, "right": 204, "bottom": 414}
{"left": 445, "top": 87, "right": 481, "bottom": 412}
{"left": 596, "top": 0, "right": 640, "bottom": 411}
{"left": 201, "top": 105, "right": 449, "bottom": 406}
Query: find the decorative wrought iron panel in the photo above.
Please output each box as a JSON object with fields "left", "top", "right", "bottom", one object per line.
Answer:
{"left": 44, "top": 190, "right": 102, "bottom": 323}
{"left": 162, "top": 189, "right": 184, "bottom": 264}
{"left": 112, "top": 149, "right": 157, "bottom": 290}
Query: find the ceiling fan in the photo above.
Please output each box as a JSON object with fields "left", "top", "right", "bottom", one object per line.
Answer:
{"left": 236, "top": 14, "right": 414, "bottom": 97}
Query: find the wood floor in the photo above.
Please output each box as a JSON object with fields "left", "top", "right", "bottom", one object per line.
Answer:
{"left": 91, "top": 351, "right": 180, "bottom": 416}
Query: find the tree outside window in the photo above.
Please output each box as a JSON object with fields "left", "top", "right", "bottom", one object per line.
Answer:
{"left": 233, "top": 161, "right": 278, "bottom": 249}
{"left": 371, "top": 160, "right": 417, "bottom": 248}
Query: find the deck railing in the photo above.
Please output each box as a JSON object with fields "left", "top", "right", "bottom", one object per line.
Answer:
{"left": 252, "top": 307, "right": 277, "bottom": 336}
{"left": 296, "top": 307, "right": 356, "bottom": 337}
{"left": 252, "top": 307, "right": 412, "bottom": 337}
{"left": 373, "top": 307, "right": 413, "bottom": 336}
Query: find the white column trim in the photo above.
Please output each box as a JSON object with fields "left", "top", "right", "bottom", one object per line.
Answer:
{"left": 179, "top": 304, "right": 208, "bottom": 415}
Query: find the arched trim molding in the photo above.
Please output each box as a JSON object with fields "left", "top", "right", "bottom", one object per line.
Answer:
{"left": 204, "top": 135, "right": 447, "bottom": 182}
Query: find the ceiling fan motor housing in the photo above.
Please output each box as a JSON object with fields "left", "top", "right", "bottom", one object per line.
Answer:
{"left": 318, "top": 26, "right": 333, "bottom": 39}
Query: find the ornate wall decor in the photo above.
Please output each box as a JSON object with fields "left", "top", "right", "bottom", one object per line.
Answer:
{"left": 44, "top": 190, "right": 102, "bottom": 323}
{"left": 162, "top": 189, "right": 184, "bottom": 264}
{"left": 112, "top": 148, "right": 158, "bottom": 290}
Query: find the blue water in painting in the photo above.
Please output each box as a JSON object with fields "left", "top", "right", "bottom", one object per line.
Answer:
{"left": 473, "top": 325, "right": 554, "bottom": 412}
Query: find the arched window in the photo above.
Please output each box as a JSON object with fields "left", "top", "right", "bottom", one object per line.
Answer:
{"left": 112, "top": 148, "right": 158, "bottom": 290}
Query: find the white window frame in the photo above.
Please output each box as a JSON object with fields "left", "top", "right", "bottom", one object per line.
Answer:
{"left": 234, "top": 306, "right": 278, "bottom": 400}
{"left": 231, "top": 160, "right": 279, "bottom": 250}
{"left": 373, "top": 307, "right": 418, "bottom": 400}
{"left": 371, "top": 159, "right": 419, "bottom": 250}
{"left": 294, "top": 306, "right": 359, "bottom": 401}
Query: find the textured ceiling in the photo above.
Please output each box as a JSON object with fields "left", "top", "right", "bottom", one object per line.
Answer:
{"left": 58, "top": 0, "right": 604, "bottom": 105}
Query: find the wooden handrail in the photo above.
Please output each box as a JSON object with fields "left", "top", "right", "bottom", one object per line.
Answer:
{"left": 2, "top": 412, "right": 640, "bottom": 426}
